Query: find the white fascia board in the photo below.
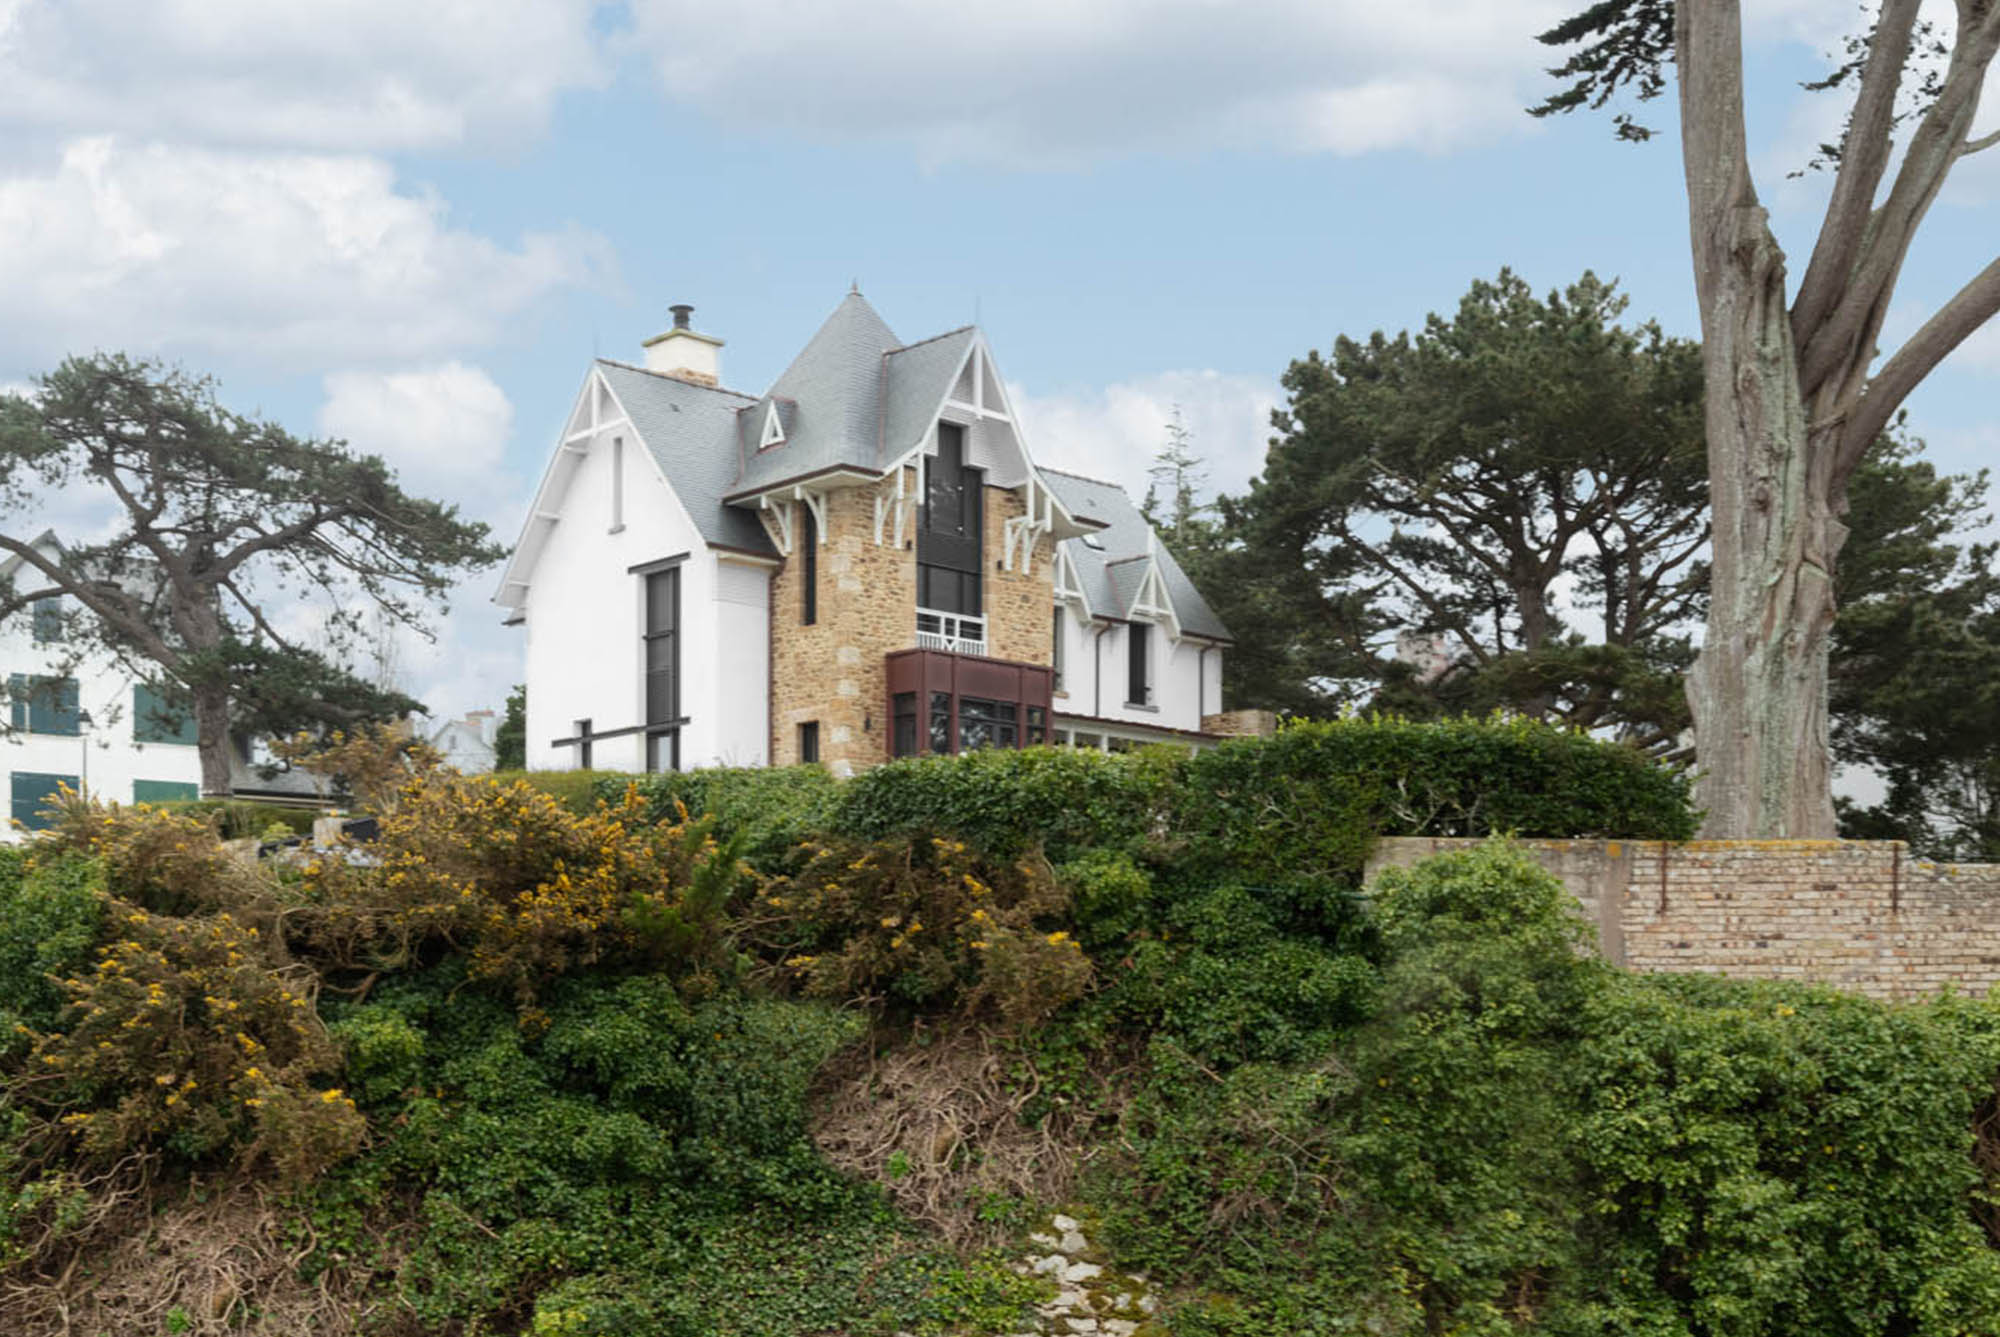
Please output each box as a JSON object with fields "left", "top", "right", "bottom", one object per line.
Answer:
{"left": 494, "top": 365, "right": 607, "bottom": 608}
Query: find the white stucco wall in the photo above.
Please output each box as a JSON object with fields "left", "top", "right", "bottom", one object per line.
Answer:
{"left": 1050, "top": 608, "right": 1222, "bottom": 737}
{"left": 521, "top": 407, "right": 771, "bottom": 773}
{"left": 2, "top": 595, "right": 202, "bottom": 840}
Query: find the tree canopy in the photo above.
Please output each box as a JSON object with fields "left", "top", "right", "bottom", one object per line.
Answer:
{"left": 1534, "top": 0, "right": 2000, "bottom": 836}
{"left": 0, "top": 354, "right": 505, "bottom": 795}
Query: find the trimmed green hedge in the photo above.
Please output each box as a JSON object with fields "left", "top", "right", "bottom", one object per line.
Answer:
{"left": 611, "top": 766, "right": 840, "bottom": 870}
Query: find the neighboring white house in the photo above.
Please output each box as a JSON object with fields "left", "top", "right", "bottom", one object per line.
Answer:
{"left": 430, "top": 710, "right": 499, "bottom": 775}
{"left": 496, "top": 293, "right": 1244, "bottom": 775}
{"left": 1, "top": 534, "right": 203, "bottom": 837}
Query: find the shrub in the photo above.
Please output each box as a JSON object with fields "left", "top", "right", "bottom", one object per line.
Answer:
{"left": 40, "top": 794, "right": 269, "bottom": 918}
{"left": 1172, "top": 715, "right": 1697, "bottom": 882}
{"left": 0, "top": 851, "right": 106, "bottom": 1044}
{"left": 155, "top": 799, "right": 324, "bottom": 840}
{"left": 835, "top": 746, "right": 1176, "bottom": 861}
{"left": 20, "top": 906, "right": 361, "bottom": 1177}
{"left": 490, "top": 769, "right": 644, "bottom": 816}
{"left": 753, "top": 836, "right": 1091, "bottom": 1028}
{"left": 300, "top": 771, "right": 740, "bottom": 1001}
{"left": 617, "top": 765, "right": 840, "bottom": 871}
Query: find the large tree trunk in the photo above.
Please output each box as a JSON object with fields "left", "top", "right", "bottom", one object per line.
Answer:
{"left": 1678, "top": 0, "right": 1840, "bottom": 837}
{"left": 193, "top": 681, "right": 233, "bottom": 798}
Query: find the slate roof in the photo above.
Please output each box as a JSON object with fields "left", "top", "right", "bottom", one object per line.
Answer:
{"left": 1040, "top": 469, "right": 1232, "bottom": 642}
{"left": 731, "top": 292, "right": 905, "bottom": 496}
{"left": 592, "top": 359, "right": 775, "bottom": 556}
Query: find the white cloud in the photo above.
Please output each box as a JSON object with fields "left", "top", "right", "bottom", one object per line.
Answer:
{"left": 630, "top": 0, "right": 1571, "bottom": 166}
{"left": 1011, "top": 369, "right": 1281, "bottom": 506}
{"left": 0, "top": 138, "right": 610, "bottom": 373}
{"left": 0, "top": 0, "right": 606, "bottom": 153}
{"left": 319, "top": 363, "right": 520, "bottom": 523}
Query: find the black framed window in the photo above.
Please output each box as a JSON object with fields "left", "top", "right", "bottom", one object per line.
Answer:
{"left": 917, "top": 422, "right": 982, "bottom": 616}
{"left": 798, "top": 721, "right": 821, "bottom": 763}
{"left": 928, "top": 691, "right": 952, "bottom": 756}
{"left": 574, "top": 718, "right": 593, "bottom": 770}
{"left": 892, "top": 692, "right": 918, "bottom": 758}
{"left": 1051, "top": 606, "right": 1065, "bottom": 690}
{"left": 1127, "top": 623, "right": 1151, "bottom": 706}
{"left": 646, "top": 729, "right": 679, "bottom": 773}
{"left": 645, "top": 567, "right": 680, "bottom": 725}
{"left": 957, "top": 698, "right": 1018, "bottom": 751}
{"left": 1026, "top": 706, "right": 1047, "bottom": 746}
{"left": 801, "top": 507, "right": 818, "bottom": 625}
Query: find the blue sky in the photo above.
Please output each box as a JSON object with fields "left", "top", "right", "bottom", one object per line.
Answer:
{"left": 2, "top": 0, "right": 1994, "bottom": 722}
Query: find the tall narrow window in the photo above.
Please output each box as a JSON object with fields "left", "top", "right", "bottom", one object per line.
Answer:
{"left": 798, "top": 721, "right": 820, "bottom": 764}
{"left": 645, "top": 567, "right": 680, "bottom": 726}
{"left": 892, "top": 692, "right": 918, "bottom": 758}
{"left": 610, "top": 437, "right": 626, "bottom": 532}
{"left": 1051, "top": 606, "right": 1065, "bottom": 691}
{"left": 1127, "top": 623, "right": 1151, "bottom": 707}
{"left": 917, "top": 422, "right": 983, "bottom": 618}
{"left": 801, "top": 506, "right": 818, "bottom": 625}
{"left": 574, "top": 718, "right": 593, "bottom": 770}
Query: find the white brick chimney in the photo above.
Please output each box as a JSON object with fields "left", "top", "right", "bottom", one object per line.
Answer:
{"left": 642, "top": 303, "right": 723, "bottom": 386}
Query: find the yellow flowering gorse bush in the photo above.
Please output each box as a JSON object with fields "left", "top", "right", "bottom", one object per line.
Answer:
{"left": 753, "top": 836, "right": 1091, "bottom": 1028}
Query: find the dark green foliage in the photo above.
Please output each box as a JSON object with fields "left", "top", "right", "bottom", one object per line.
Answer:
{"left": 836, "top": 744, "right": 1176, "bottom": 860}
{"left": 1174, "top": 716, "right": 1696, "bottom": 884}
{"left": 0, "top": 850, "right": 105, "bottom": 1044}
{"left": 618, "top": 764, "right": 841, "bottom": 870}
{"left": 488, "top": 768, "right": 641, "bottom": 815}
{"left": 317, "top": 968, "right": 1041, "bottom": 1334}
{"left": 495, "top": 684, "right": 526, "bottom": 772}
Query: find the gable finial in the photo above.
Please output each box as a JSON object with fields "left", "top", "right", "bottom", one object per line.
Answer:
{"left": 850, "top": 278, "right": 860, "bottom": 295}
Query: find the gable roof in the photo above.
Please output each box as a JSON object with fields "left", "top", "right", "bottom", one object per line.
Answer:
{"left": 592, "top": 360, "right": 774, "bottom": 556}
{"left": 1040, "top": 469, "right": 1232, "bottom": 642}
{"left": 879, "top": 326, "right": 979, "bottom": 464}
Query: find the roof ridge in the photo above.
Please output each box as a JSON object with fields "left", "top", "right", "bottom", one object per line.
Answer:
{"left": 595, "top": 357, "right": 758, "bottom": 400}
{"left": 1103, "top": 552, "right": 1154, "bottom": 566}
{"left": 887, "top": 324, "right": 976, "bottom": 355}
{"left": 1038, "top": 465, "right": 1130, "bottom": 490}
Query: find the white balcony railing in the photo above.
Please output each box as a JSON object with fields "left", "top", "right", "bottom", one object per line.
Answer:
{"left": 916, "top": 608, "right": 987, "bottom": 657}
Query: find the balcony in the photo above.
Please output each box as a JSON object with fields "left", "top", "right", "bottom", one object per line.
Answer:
{"left": 915, "top": 608, "right": 986, "bottom": 657}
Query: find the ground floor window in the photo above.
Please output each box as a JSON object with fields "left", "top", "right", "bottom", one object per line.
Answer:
{"left": 885, "top": 649, "right": 1053, "bottom": 761}
{"left": 798, "top": 721, "right": 820, "bottom": 764}
{"left": 133, "top": 779, "right": 198, "bottom": 804}
{"left": 10, "top": 771, "right": 77, "bottom": 832}
{"left": 892, "top": 693, "right": 918, "bottom": 758}
{"left": 645, "top": 728, "right": 679, "bottom": 773}
{"left": 956, "top": 697, "right": 1017, "bottom": 751}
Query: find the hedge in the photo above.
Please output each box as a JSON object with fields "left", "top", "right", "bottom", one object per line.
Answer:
{"left": 155, "top": 798, "right": 326, "bottom": 839}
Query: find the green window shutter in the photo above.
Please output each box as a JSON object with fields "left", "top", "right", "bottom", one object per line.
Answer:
{"left": 7, "top": 674, "right": 23, "bottom": 733}
{"left": 133, "top": 779, "right": 199, "bottom": 805}
{"left": 31, "top": 677, "right": 80, "bottom": 738}
{"left": 134, "top": 684, "right": 198, "bottom": 746}
{"left": 10, "top": 771, "right": 78, "bottom": 832}
{"left": 31, "top": 599, "right": 62, "bottom": 645}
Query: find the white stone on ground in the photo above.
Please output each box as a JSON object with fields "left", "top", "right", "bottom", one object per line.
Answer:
{"left": 1059, "top": 1229, "right": 1090, "bottom": 1253}
{"left": 1063, "top": 1261, "right": 1104, "bottom": 1284}
{"left": 1051, "top": 1213, "right": 1079, "bottom": 1232}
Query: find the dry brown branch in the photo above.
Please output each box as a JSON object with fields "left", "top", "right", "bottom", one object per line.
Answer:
{"left": 808, "top": 1023, "right": 1130, "bottom": 1248}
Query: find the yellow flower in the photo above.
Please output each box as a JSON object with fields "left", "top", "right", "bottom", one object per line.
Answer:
{"left": 970, "top": 940, "right": 990, "bottom": 950}
{"left": 319, "top": 1088, "right": 345, "bottom": 1103}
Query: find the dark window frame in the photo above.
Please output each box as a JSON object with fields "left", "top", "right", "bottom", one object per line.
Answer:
{"left": 1127, "top": 622, "right": 1151, "bottom": 707}
{"left": 798, "top": 720, "right": 820, "bottom": 764}
{"left": 574, "top": 718, "right": 593, "bottom": 770}
{"left": 801, "top": 507, "right": 818, "bottom": 625}
{"left": 644, "top": 566, "right": 681, "bottom": 727}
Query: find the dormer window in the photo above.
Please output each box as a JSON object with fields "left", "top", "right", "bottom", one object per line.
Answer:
{"left": 759, "top": 403, "right": 785, "bottom": 449}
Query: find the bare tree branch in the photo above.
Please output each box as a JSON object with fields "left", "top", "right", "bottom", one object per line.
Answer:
{"left": 1962, "top": 126, "right": 2000, "bottom": 157}
{"left": 1840, "top": 252, "right": 2000, "bottom": 475}
{"left": 1791, "top": 0, "right": 1923, "bottom": 354}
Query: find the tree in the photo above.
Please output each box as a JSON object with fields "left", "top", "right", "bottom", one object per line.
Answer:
{"left": 1229, "top": 270, "right": 1709, "bottom": 745}
{"left": 495, "top": 684, "right": 527, "bottom": 772}
{"left": 1536, "top": 0, "right": 2000, "bottom": 836}
{"left": 1142, "top": 405, "right": 1210, "bottom": 543}
{"left": 0, "top": 355, "right": 505, "bottom": 795}
{"left": 1830, "top": 437, "right": 1999, "bottom": 857}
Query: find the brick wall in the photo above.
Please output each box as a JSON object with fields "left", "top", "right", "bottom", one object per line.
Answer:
{"left": 1366, "top": 837, "right": 2000, "bottom": 999}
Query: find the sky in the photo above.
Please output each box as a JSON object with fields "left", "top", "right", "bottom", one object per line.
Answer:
{"left": 1, "top": 0, "right": 1995, "bottom": 724}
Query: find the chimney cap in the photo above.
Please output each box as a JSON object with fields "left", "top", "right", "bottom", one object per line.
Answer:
{"left": 670, "top": 303, "right": 694, "bottom": 330}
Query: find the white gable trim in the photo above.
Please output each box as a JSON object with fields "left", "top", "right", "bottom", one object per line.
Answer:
{"left": 759, "top": 402, "right": 786, "bottom": 448}
{"left": 494, "top": 368, "right": 703, "bottom": 611}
